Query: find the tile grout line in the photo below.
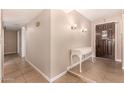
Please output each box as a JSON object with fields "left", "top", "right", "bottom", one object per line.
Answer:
{"left": 68, "top": 70, "right": 96, "bottom": 83}
{"left": 14, "top": 59, "right": 27, "bottom": 83}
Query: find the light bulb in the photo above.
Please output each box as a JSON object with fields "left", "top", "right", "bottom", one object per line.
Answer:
{"left": 84, "top": 28, "right": 87, "bottom": 32}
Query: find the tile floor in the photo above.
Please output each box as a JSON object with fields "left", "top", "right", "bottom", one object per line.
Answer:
{"left": 69, "top": 58, "right": 124, "bottom": 83}
{"left": 5, "top": 54, "right": 123, "bottom": 83}
{"left": 3, "top": 54, "right": 85, "bottom": 83}
{"left": 3, "top": 54, "right": 48, "bottom": 83}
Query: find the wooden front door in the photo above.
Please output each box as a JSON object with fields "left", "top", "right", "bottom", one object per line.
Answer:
{"left": 96, "top": 22, "right": 115, "bottom": 60}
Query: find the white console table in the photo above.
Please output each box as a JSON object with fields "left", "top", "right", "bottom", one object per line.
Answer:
{"left": 70, "top": 47, "right": 94, "bottom": 72}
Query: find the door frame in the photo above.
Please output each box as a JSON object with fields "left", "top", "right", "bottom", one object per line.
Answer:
{"left": 92, "top": 22, "right": 119, "bottom": 61}
{"left": 122, "top": 14, "right": 124, "bottom": 69}
{"left": 0, "top": 9, "right": 4, "bottom": 82}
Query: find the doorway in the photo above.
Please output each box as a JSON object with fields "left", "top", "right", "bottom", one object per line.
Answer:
{"left": 96, "top": 22, "right": 115, "bottom": 60}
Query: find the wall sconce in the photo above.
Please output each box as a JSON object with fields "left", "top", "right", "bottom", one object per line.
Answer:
{"left": 82, "top": 28, "right": 88, "bottom": 32}
{"left": 36, "top": 21, "right": 40, "bottom": 27}
{"left": 71, "top": 24, "right": 77, "bottom": 30}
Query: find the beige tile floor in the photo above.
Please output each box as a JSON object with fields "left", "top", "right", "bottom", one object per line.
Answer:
{"left": 54, "top": 72, "right": 86, "bottom": 83}
{"left": 69, "top": 58, "right": 124, "bottom": 83}
{"left": 3, "top": 54, "right": 48, "bottom": 83}
{"left": 3, "top": 54, "right": 85, "bottom": 83}
{"left": 6, "top": 54, "right": 123, "bottom": 83}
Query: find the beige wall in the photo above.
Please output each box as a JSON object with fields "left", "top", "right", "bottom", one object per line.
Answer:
{"left": 50, "top": 10, "right": 91, "bottom": 78}
{"left": 4, "top": 30, "right": 17, "bottom": 54}
{"left": 92, "top": 15, "right": 122, "bottom": 61}
{"left": 25, "top": 10, "right": 51, "bottom": 78}
{"left": 25, "top": 9, "right": 91, "bottom": 79}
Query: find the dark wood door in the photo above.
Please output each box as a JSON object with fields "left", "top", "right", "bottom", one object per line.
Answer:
{"left": 96, "top": 22, "right": 115, "bottom": 60}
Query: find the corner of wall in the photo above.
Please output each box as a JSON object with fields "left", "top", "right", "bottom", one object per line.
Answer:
{"left": 25, "top": 9, "right": 51, "bottom": 81}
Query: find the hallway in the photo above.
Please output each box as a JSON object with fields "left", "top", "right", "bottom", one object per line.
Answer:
{"left": 3, "top": 54, "right": 48, "bottom": 83}
{"left": 1, "top": 9, "right": 124, "bottom": 83}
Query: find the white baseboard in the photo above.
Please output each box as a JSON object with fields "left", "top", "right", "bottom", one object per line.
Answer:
{"left": 67, "top": 56, "right": 91, "bottom": 70}
{"left": 25, "top": 58, "right": 67, "bottom": 83}
{"left": 115, "top": 59, "right": 122, "bottom": 62}
{"left": 50, "top": 70, "right": 67, "bottom": 82}
{"left": 4, "top": 52, "right": 17, "bottom": 55}
{"left": 25, "top": 58, "right": 50, "bottom": 82}
{"left": 68, "top": 70, "right": 96, "bottom": 83}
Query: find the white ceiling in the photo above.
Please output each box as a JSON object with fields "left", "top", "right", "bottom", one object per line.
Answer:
{"left": 3, "top": 9, "right": 123, "bottom": 31}
{"left": 77, "top": 9, "right": 122, "bottom": 21}
{"left": 3, "top": 9, "right": 42, "bottom": 31}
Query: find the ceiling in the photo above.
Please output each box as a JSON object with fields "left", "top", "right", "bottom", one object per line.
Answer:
{"left": 3, "top": 9, "right": 42, "bottom": 31}
{"left": 77, "top": 9, "right": 122, "bottom": 21}
{"left": 3, "top": 9, "right": 123, "bottom": 31}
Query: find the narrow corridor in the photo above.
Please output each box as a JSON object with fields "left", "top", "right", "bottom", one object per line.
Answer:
{"left": 3, "top": 54, "right": 48, "bottom": 83}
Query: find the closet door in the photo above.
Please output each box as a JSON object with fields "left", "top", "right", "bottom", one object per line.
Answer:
{"left": 96, "top": 22, "right": 115, "bottom": 60}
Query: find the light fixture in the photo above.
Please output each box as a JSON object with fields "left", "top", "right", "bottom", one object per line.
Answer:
{"left": 70, "top": 24, "right": 88, "bottom": 32}
{"left": 36, "top": 21, "right": 40, "bottom": 27}
{"left": 84, "top": 28, "right": 88, "bottom": 32}
{"left": 71, "top": 24, "right": 77, "bottom": 30}
{"left": 82, "top": 28, "right": 87, "bottom": 32}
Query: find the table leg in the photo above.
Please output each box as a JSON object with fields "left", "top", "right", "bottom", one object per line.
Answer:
{"left": 71, "top": 55, "right": 73, "bottom": 69}
{"left": 79, "top": 56, "right": 82, "bottom": 73}
{"left": 92, "top": 56, "right": 95, "bottom": 63}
